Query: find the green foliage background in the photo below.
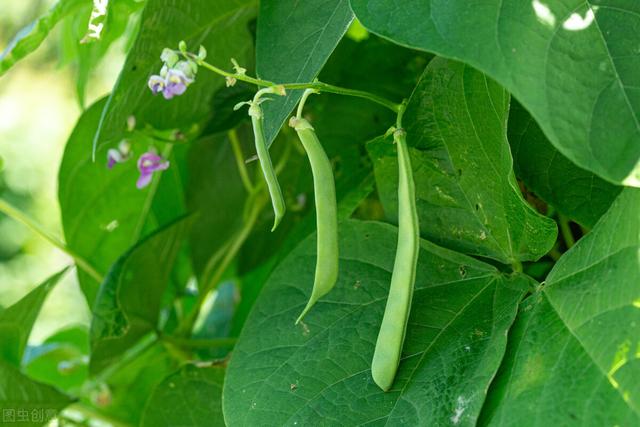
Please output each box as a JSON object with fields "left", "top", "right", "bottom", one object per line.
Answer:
{"left": 0, "top": 0, "right": 638, "bottom": 426}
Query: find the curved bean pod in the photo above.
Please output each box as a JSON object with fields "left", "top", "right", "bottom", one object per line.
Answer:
{"left": 249, "top": 104, "right": 286, "bottom": 231}
{"left": 371, "top": 128, "right": 419, "bottom": 391}
{"left": 291, "top": 117, "right": 339, "bottom": 324}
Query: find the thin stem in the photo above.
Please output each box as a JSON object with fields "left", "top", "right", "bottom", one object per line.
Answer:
{"left": 192, "top": 56, "right": 400, "bottom": 113}
{"left": 547, "top": 244, "right": 562, "bottom": 262}
{"left": 177, "top": 193, "right": 269, "bottom": 335}
{"left": 558, "top": 214, "right": 576, "bottom": 248}
{"left": 162, "top": 335, "right": 237, "bottom": 349}
{"left": 0, "top": 198, "right": 103, "bottom": 283}
{"left": 296, "top": 89, "right": 318, "bottom": 119}
{"left": 95, "top": 332, "right": 158, "bottom": 383}
{"left": 228, "top": 128, "right": 254, "bottom": 193}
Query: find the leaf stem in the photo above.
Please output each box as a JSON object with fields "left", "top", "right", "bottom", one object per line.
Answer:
{"left": 228, "top": 128, "right": 254, "bottom": 193}
{"left": 558, "top": 214, "right": 575, "bottom": 248}
{"left": 190, "top": 55, "right": 401, "bottom": 113}
{"left": 0, "top": 198, "right": 103, "bottom": 283}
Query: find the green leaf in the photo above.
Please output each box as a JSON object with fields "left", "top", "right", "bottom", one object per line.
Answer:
{"left": 224, "top": 220, "right": 527, "bottom": 426}
{"left": 369, "top": 58, "right": 557, "bottom": 264}
{"left": 0, "top": 359, "right": 74, "bottom": 426}
{"left": 350, "top": 0, "right": 640, "bottom": 186}
{"left": 23, "top": 326, "right": 89, "bottom": 394}
{"left": 186, "top": 132, "right": 254, "bottom": 284}
{"left": 481, "top": 188, "right": 640, "bottom": 425}
{"left": 141, "top": 364, "right": 226, "bottom": 427}
{"left": 90, "top": 216, "right": 192, "bottom": 374}
{"left": 60, "top": 0, "right": 143, "bottom": 106}
{"left": 0, "top": 269, "right": 68, "bottom": 367}
{"left": 93, "top": 0, "right": 257, "bottom": 152}
{"left": 256, "top": 0, "right": 354, "bottom": 145}
{"left": 59, "top": 97, "right": 188, "bottom": 305}
{"left": 0, "top": 0, "right": 85, "bottom": 75}
{"left": 102, "top": 341, "right": 177, "bottom": 425}
{"left": 508, "top": 100, "right": 621, "bottom": 228}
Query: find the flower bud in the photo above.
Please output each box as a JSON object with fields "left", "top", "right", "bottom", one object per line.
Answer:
{"left": 198, "top": 45, "right": 207, "bottom": 60}
{"left": 160, "top": 48, "right": 179, "bottom": 67}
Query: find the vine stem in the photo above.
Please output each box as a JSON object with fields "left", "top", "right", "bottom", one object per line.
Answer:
{"left": 188, "top": 54, "right": 401, "bottom": 113}
{"left": 558, "top": 214, "right": 576, "bottom": 248}
{"left": 0, "top": 198, "right": 103, "bottom": 283}
{"left": 228, "top": 128, "right": 254, "bottom": 193}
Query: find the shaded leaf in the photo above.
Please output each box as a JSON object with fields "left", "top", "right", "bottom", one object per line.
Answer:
{"left": 481, "top": 188, "right": 640, "bottom": 425}
{"left": 90, "top": 216, "right": 192, "bottom": 374}
{"left": 224, "top": 220, "right": 526, "bottom": 426}
{"left": 508, "top": 100, "right": 621, "bottom": 228}
{"left": 256, "top": 0, "right": 354, "bottom": 145}
{"left": 369, "top": 58, "right": 557, "bottom": 264}
{"left": 0, "top": 269, "right": 67, "bottom": 367}
{"left": 141, "top": 364, "right": 226, "bottom": 427}
{"left": 350, "top": 0, "right": 640, "bottom": 185}
{"left": 0, "top": 359, "right": 74, "bottom": 426}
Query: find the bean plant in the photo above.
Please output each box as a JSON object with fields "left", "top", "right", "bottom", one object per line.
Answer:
{"left": 0, "top": 0, "right": 638, "bottom": 426}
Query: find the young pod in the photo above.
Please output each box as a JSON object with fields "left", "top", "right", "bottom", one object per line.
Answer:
{"left": 249, "top": 103, "right": 286, "bottom": 231}
{"left": 371, "top": 128, "right": 419, "bottom": 391}
{"left": 290, "top": 117, "right": 339, "bottom": 324}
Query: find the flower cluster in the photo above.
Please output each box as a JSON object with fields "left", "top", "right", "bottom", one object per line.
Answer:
{"left": 147, "top": 44, "right": 206, "bottom": 100}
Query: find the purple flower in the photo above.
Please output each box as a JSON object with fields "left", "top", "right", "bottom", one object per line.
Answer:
{"left": 106, "top": 140, "right": 131, "bottom": 169}
{"left": 162, "top": 69, "right": 193, "bottom": 99}
{"left": 148, "top": 75, "right": 165, "bottom": 95}
{"left": 136, "top": 152, "right": 169, "bottom": 189}
{"left": 107, "top": 149, "right": 121, "bottom": 169}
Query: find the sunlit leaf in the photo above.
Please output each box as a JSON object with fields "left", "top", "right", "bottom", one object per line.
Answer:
{"left": 351, "top": 0, "right": 640, "bottom": 186}
{"left": 481, "top": 188, "right": 640, "bottom": 425}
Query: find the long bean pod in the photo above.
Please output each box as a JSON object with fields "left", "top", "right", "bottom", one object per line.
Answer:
{"left": 371, "top": 126, "right": 419, "bottom": 391}
{"left": 291, "top": 117, "right": 339, "bottom": 324}
{"left": 249, "top": 102, "right": 286, "bottom": 231}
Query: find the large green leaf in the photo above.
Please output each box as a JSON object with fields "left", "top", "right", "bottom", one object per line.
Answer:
{"left": 0, "top": 0, "right": 85, "bottom": 74}
{"left": 92, "top": 0, "right": 257, "bottom": 151}
{"left": 351, "top": 0, "right": 640, "bottom": 186}
{"left": 0, "top": 269, "right": 67, "bottom": 367}
{"left": 509, "top": 100, "right": 621, "bottom": 228}
{"left": 0, "top": 359, "right": 74, "bottom": 426}
{"left": 141, "top": 364, "right": 226, "bottom": 427}
{"left": 224, "top": 220, "right": 527, "bottom": 426}
{"left": 481, "top": 188, "right": 640, "bottom": 425}
{"left": 256, "top": 0, "right": 354, "bottom": 145}
{"left": 369, "top": 58, "right": 557, "bottom": 264}
{"left": 90, "top": 216, "right": 192, "bottom": 374}
{"left": 59, "top": 98, "right": 188, "bottom": 304}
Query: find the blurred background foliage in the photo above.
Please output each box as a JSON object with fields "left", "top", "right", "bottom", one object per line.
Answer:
{"left": 0, "top": 0, "right": 126, "bottom": 341}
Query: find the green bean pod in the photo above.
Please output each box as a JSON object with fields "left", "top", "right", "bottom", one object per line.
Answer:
{"left": 371, "top": 128, "right": 419, "bottom": 391}
{"left": 291, "top": 118, "right": 339, "bottom": 324}
{"left": 250, "top": 104, "right": 285, "bottom": 231}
